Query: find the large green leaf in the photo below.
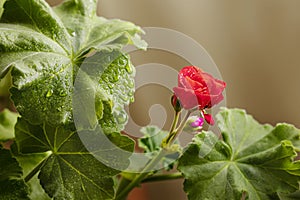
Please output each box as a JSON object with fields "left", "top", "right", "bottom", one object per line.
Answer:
{"left": 178, "top": 108, "right": 300, "bottom": 200}
{"left": 0, "top": 0, "right": 146, "bottom": 126}
{"left": 0, "top": 147, "right": 29, "bottom": 199}
{"left": 14, "top": 118, "right": 135, "bottom": 199}
{"left": 0, "top": 109, "right": 18, "bottom": 141}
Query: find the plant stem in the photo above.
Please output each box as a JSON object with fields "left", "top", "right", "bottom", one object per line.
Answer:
{"left": 169, "top": 111, "right": 181, "bottom": 134}
{"left": 172, "top": 110, "right": 192, "bottom": 142}
{"left": 116, "top": 110, "right": 191, "bottom": 199}
{"left": 116, "top": 176, "right": 132, "bottom": 198}
{"left": 142, "top": 172, "right": 183, "bottom": 183}
{"left": 115, "top": 149, "right": 167, "bottom": 200}
{"left": 24, "top": 155, "right": 49, "bottom": 182}
{"left": 162, "top": 110, "right": 192, "bottom": 148}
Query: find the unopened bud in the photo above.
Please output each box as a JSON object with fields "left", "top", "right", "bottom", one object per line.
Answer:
{"left": 171, "top": 94, "right": 182, "bottom": 112}
{"left": 183, "top": 116, "right": 204, "bottom": 133}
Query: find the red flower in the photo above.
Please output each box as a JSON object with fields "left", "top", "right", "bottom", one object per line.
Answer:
{"left": 173, "top": 66, "right": 226, "bottom": 110}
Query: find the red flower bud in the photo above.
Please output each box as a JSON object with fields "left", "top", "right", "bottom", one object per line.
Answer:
{"left": 171, "top": 94, "right": 182, "bottom": 112}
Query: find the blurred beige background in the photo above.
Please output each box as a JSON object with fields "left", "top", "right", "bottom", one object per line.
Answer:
{"left": 50, "top": 0, "right": 300, "bottom": 199}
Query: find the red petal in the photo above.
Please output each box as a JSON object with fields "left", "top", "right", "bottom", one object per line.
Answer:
{"left": 203, "top": 113, "right": 215, "bottom": 125}
{"left": 173, "top": 87, "right": 198, "bottom": 109}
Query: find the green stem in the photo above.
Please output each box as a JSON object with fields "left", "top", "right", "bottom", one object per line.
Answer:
{"left": 142, "top": 172, "right": 183, "bottom": 183}
{"left": 115, "top": 110, "right": 191, "bottom": 199}
{"left": 162, "top": 110, "right": 192, "bottom": 148}
{"left": 24, "top": 155, "right": 49, "bottom": 182}
{"left": 172, "top": 110, "right": 192, "bottom": 141}
{"left": 116, "top": 177, "right": 132, "bottom": 199}
{"left": 169, "top": 111, "right": 181, "bottom": 134}
{"left": 115, "top": 149, "right": 167, "bottom": 200}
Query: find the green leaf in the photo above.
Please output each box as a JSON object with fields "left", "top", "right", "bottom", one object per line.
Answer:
{"left": 1, "top": 0, "right": 72, "bottom": 51}
{"left": 0, "top": 0, "right": 146, "bottom": 126}
{"left": 0, "top": 147, "right": 29, "bottom": 199}
{"left": 0, "top": 147, "right": 22, "bottom": 181}
{"left": 15, "top": 118, "right": 135, "bottom": 199}
{"left": 0, "top": 179, "right": 29, "bottom": 200}
{"left": 54, "top": 0, "right": 146, "bottom": 54}
{"left": 0, "top": 109, "right": 18, "bottom": 141}
{"left": 15, "top": 152, "right": 51, "bottom": 200}
{"left": 0, "top": 70, "right": 11, "bottom": 96}
{"left": 0, "top": 0, "right": 4, "bottom": 21}
{"left": 178, "top": 108, "right": 300, "bottom": 200}
{"left": 279, "top": 190, "right": 300, "bottom": 200}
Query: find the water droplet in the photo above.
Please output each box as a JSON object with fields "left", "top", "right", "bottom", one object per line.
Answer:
{"left": 120, "top": 95, "right": 129, "bottom": 102}
{"left": 103, "top": 76, "right": 109, "bottom": 83}
{"left": 107, "top": 83, "right": 114, "bottom": 89}
{"left": 128, "top": 79, "right": 134, "bottom": 88}
{"left": 128, "top": 91, "right": 134, "bottom": 96}
{"left": 118, "top": 57, "right": 127, "bottom": 67}
{"left": 125, "top": 64, "right": 133, "bottom": 74}
{"left": 59, "top": 90, "right": 67, "bottom": 97}
{"left": 112, "top": 74, "right": 120, "bottom": 82}
{"left": 46, "top": 90, "right": 53, "bottom": 97}
{"left": 116, "top": 111, "right": 128, "bottom": 124}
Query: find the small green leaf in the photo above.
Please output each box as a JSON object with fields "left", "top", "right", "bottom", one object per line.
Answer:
{"left": 139, "top": 126, "right": 169, "bottom": 152}
{"left": 178, "top": 108, "right": 300, "bottom": 200}
{"left": 0, "top": 147, "right": 29, "bottom": 199}
{"left": 0, "top": 109, "right": 18, "bottom": 141}
{"left": 138, "top": 125, "right": 181, "bottom": 171}
{"left": 15, "top": 118, "right": 134, "bottom": 199}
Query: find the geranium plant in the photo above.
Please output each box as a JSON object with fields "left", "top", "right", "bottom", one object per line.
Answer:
{"left": 1, "top": 0, "right": 300, "bottom": 200}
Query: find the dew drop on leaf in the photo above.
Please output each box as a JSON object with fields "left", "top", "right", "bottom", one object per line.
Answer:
{"left": 125, "top": 64, "right": 133, "bottom": 74}
{"left": 46, "top": 90, "right": 53, "bottom": 97}
{"left": 116, "top": 110, "right": 128, "bottom": 124}
{"left": 120, "top": 95, "right": 129, "bottom": 102}
{"left": 59, "top": 90, "right": 67, "bottom": 97}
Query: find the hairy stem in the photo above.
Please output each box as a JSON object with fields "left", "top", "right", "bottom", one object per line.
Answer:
{"left": 162, "top": 110, "right": 191, "bottom": 148}
{"left": 142, "top": 172, "right": 183, "bottom": 183}
{"left": 115, "top": 149, "right": 167, "bottom": 200}
{"left": 116, "top": 110, "right": 192, "bottom": 199}
{"left": 169, "top": 111, "right": 181, "bottom": 134}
